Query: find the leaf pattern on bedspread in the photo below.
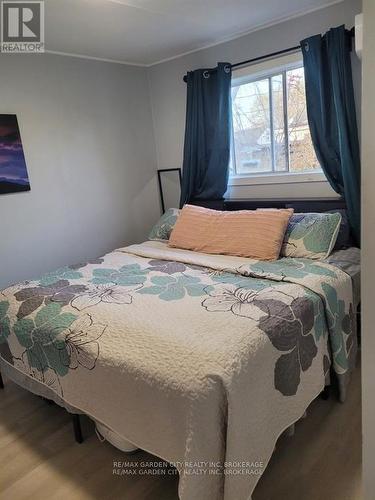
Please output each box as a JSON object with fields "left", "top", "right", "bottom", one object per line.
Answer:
{"left": 91, "top": 264, "right": 148, "bottom": 286}
{"left": 12, "top": 352, "right": 64, "bottom": 396}
{"left": 5, "top": 303, "right": 107, "bottom": 395}
{"left": 0, "top": 301, "right": 10, "bottom": 344}
{"left": 241, "top": 259, "right": 338, "bottom": 280}
{"left": 254, "top": 297, "right": 318, "bottom": 396}
{"left": 14, "top": 280, "right": 88, "bottom": 319}
{"left": 0, "top": 245, "right": 355, "bottom": 404}
{"left": 212, "top": 272, "right": 271, "bottom": 290}
{"left": 70, "top": 257, "right": 105, "bottom": 270}
{"left": 13, "top": 303, "right": 77, "bottom": 376}
{"left": 203, "top": 284, "right": 324, "bottom": 396}
{"left": 39, "top": 267, "right": 84, "bottom": 286}
{"left": 138, "top": 275, "right": 212, "bottom": 301}
{"left": 321, "top": 283, "right": 355, "bottom": 372}
{"left": 146, "top": 259, "right": 187, "bottom": 275}
{"left": 227, "top": 256, "right": 356, "bottom": 393}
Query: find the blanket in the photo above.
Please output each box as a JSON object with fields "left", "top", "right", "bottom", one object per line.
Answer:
{"left": 0, "top": 241, "right": 357, "bottom": 499}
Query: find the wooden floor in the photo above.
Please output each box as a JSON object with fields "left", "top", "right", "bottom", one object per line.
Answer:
{"left": 0, "top": 363, "right": 362, "bottom": 500}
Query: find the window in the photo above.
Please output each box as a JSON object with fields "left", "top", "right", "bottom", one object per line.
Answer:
{"left": 230, "top": 54, "right": 321, "bottom": 179}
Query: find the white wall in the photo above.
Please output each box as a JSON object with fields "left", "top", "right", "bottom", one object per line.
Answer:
{"left": 0, "top": 54, "right": 159, "bottom": 289}
{"left": 361, "top": 1, "right": 375, "bottom": 497}
{"left": 148, "top": 0, "right": 362, "bottom": 200}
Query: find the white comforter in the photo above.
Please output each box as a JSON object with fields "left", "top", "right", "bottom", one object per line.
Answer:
{"left": 0, "top": 241, "right": 357, "bottom": 499}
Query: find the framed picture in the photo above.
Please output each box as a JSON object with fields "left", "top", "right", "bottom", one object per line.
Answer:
{"left": 0, "top": 114, "right": 30, "bottom": 194}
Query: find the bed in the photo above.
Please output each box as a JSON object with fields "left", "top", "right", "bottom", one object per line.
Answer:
{"left": 0, "top": 200, "right": 359, "bottom": 500}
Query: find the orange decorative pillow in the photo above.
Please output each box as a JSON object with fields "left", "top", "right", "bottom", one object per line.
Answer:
{"left": 168, "top": 205, "right": 293, "bottom": 260}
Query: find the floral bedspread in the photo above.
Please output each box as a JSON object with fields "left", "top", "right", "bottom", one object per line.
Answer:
{"left": 0, "top": 241, "right": 357, "bottom": 500}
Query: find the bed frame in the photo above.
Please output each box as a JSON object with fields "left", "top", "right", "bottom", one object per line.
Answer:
{"left": 0, "top": 370, "right": 84, "bottom": 443}
{"left": 192, "top": 196, "right": 347, "bottom": 213}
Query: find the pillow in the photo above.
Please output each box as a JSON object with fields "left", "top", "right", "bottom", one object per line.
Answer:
{"left": 326, "top": 209, "right": 354, "bottom": 250}
{"left": 168, "top": 204, "right": 293, "bottom": 260}
{"left": 149, "top": 208, "right": 180, "bottom": 241}
{"left": 281, "top": 212, "right": 342, "bottom": 259}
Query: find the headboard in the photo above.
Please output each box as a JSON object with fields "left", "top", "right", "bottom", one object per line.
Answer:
{"left": 192, "top": 197, "right": 346, "bottom": 213}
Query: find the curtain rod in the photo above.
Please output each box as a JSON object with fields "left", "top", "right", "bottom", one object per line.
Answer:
{"left": 183, "top": 26, "right": 355, "bottom": 83}
{"left": 231, "top": 45, "right": 300, "bottom": 70}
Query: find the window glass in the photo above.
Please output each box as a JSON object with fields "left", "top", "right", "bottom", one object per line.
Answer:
{"left": 231, "top": 62, "right": 320, "bottom": 177}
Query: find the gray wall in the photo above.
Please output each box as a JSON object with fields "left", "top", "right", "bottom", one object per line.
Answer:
{"left": 148, "top": 0, "right": 362, "bottom": 199}
{"left": 0, "top": 1, "right": 363, "bottom": 289}
{"left": 361, "top": 1, "right": 375, "bottom": 498}
{"left": 0, "top": 54, "right": 158, "bottom": 289}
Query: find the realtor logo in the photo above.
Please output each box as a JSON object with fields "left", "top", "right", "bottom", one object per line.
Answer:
{"left": 1, "top": 1, "right": 44, "bottom": 53}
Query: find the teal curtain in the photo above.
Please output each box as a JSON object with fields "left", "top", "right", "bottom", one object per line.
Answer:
{"left": 179, "top": 62, "right": 232, "bottom": 207}
{"left": 301, "top": 25, "right": 360, "bottom": 244}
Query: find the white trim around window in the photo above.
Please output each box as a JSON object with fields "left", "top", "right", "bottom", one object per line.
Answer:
{"left": 228, "top": 171, "right": 327, "bottom": 187}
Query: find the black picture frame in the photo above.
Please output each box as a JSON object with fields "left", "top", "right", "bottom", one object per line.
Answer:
{"left": 157, "top": 168, "right": 182, "bottom": 214}
{"left": 0, "top": 114, "right": 30, "bottom": 195}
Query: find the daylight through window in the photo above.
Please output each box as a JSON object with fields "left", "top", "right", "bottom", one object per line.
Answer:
{"left": 231, "top": 65, "right": 320, "bottom": 177}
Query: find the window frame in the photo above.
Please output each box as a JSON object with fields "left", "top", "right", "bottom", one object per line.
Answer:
{"left": 229, "top": 51, "right": 323, "bottom": 185}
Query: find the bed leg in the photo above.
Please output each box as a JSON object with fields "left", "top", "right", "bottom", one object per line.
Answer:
{"left": 72, "top": 414, "right": 83, "bottom": 444}
{"left": 0, "top": 370, "right": 4, "bottom": 389}
{"left": 320, "top": 385, "right": 331, "bottom": 400}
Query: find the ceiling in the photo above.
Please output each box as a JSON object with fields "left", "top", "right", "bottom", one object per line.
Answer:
{"left": 44, "top": 0, "right": 343, "bottom": 66}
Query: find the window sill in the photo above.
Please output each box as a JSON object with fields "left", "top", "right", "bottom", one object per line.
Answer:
{"left": 228, "top": 171, "right": 327, "bottom": 187}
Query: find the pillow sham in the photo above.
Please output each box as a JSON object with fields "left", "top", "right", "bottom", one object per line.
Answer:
{"left": 148, "top": 208, "right": 180, "bottom": 241}
{"left": 168, "top": 204, "right": 293, "bottom": 260}
{"left": 281, "top": 212, "right": 342, "bottom": 260}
